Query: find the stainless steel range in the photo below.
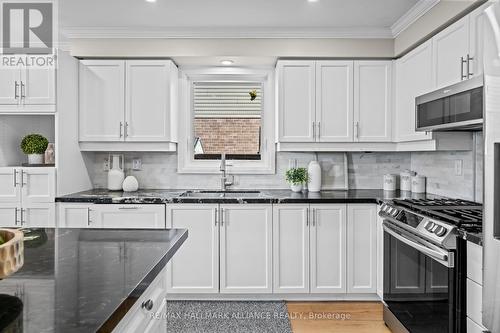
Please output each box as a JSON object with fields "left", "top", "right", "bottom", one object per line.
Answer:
{"left": 379, "top": 198, "right": 482, "bottom": 333}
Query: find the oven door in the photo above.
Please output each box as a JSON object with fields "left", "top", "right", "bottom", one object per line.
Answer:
{"left": 383, "top": 221, "right": 456, "bottom": 333}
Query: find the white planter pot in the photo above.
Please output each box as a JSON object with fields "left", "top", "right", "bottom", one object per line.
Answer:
{"left": 290, "top": 184, "right": 303, "bottom": 193}
{"left": 27, "top": 154, "right": 44, "bottom": 165}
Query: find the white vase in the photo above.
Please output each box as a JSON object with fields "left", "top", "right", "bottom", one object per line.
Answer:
{"left": 290, "top": 183, "right": 302, "bottom": 192}
{"left": 122, "top": 176, "right": 139, "bottom": 192}
{"left": 108, "top": 155, "right": 125, "bottom": 191}
{"left": 308, "top": 160, "right": 322, "bottom": 192}
{"left": 27, "top": 154, "right": 44, "bottom": 165}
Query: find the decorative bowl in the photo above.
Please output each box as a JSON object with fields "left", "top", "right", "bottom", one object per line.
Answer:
{"left": 0, "top": 229, "right": 24, "bottom": 279}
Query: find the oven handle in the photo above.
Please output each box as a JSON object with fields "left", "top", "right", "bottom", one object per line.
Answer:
{"left": 383, "top": 221, "right": 454, "bottom": 268}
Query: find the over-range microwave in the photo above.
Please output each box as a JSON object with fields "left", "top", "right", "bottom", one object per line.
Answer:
{"left": 415, "top": 76, "right": 483, "bottom": 131}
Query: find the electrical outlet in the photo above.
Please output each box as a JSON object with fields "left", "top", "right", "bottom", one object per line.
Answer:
{"left": 132, "top": 159, "right": 142, "bottom": 171}
{"left": 455, "top": 159, "right": 463, "bottom": 176}
{"left": 103, "top": 158, "right": 109, "bottom": 171}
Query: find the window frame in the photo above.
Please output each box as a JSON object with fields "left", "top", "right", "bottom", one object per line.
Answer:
{"left": 177, "top": 67, "right": 276, "bottom": 174}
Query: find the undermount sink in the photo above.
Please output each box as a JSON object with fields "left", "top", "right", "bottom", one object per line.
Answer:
{"left": 180, "top": 191, "right": 261, "bottom": 198}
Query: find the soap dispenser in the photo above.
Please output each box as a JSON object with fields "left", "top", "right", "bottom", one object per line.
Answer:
{"left": 107, "top": 154, "right": 125, "bottom": 191}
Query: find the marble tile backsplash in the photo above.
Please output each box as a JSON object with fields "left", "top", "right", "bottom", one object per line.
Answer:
{"left": 87, "top": 136, "right": 483, "bottom": 202}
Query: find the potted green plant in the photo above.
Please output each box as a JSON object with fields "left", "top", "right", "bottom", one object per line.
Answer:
{"left": 285, "top": 167, "right": 308, "bottom": 192}
{"left": 21, "top": 134, "right": 49, "bottom": 165}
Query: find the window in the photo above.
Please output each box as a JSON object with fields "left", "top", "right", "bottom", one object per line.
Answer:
{"left": 193, "top": 81, "right": 262, "bottom": 160}
{"left": 178, "top": 68, "right": 275, "bottom": 174}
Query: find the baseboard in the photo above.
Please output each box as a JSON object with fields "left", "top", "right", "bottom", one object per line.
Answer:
{"left": 166, "top": 293, "right": 381, "bottom": 301}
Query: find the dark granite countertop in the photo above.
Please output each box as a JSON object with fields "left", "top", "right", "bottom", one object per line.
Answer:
{"left": 55, "top": 189, "right": 444, "bottom": 205}
{"left": 0, "top": 228, "right": 187, "bottom": 333}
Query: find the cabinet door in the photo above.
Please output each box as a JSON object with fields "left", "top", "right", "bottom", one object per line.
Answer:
{"left": 79, "top": 60, "right": 125, "bottom": 142}
{"left": 316, "top": 61, "right": 354, "bottom": 142}
{"left": 93, "top": 204, "right": 166, "bottom": 229}
{"left": 277, "top": 61, "right": 316, "bottom": 142}
{"left": 21, "top": 168, "right": 55, "bottom": 205}
{"left": 0, "top": 204, "right": 20, "bottom": 227}
{"left": 125, "top": 60, "right": 173, "bottom": 142}
{"left": 220, "top": 204, "right": 272, "bottom": 293}
{"left": 310, "top": 204, "right": 347, "bottom": 293}
{"left": 395, "top": 41, "right": 433, "bottom": 142}
{"left": 469, "top": 3, "right": 491, "bottom": 80}
{"left": 0, "top": 167, "right": 21, "bottom": 203}
{"left": 347, "top": 204, "right": 377, "bottom": 293}
{"left": 354, "top": 61, "right": 392, "bottom": 142}
{"left": 57, "top": 203, "right": 91, "bottom": 228}
{"left": 166, "top": 204, "right": 219, "bottom": 293}
{"left": 0, "top": 68, "right": 21, "bottom": 104}
{"left": 22, "top": 203, "right": 55, "bottom": 227}
{"left": 273, "top": 205, "right": 309, "bottom": 293}
{"left": 21, "top": 67, "right": 55, "bottom": 105}
{"left": 432, "top": 16, "right": 470, "bottom": 88}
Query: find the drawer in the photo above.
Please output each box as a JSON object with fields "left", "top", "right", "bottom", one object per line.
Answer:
{"left": 93, "top": 204, "right": 166, "bottom": 229}
{"left": 467, "top": 317, "right": 487, "bottom": 333}
{"left": 114, "top": 267, "right": 167, "bottom": 332}
{"left": 467, "top": 278, "right": 483, "bottom": 325}
{"left": 467, "top": 241, "right": 483, "bottom": 285}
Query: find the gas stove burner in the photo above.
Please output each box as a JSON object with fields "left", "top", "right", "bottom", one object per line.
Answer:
{"left": 394, "top": 198, "right": 482, "bottom": 209}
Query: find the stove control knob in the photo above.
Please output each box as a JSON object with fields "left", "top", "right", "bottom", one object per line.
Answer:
{"left": 391, "top": 209, "right": 399, "bottom": 217}
{"left": 434, "top": 226, "right": 447, "bottom": 237}
{"left": 425, "top": 222, "right": 435, "bottom": 231}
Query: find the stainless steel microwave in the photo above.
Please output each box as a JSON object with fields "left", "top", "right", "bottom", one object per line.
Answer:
{"left": 415, "top": 76, "right": 483, "bottom": 131}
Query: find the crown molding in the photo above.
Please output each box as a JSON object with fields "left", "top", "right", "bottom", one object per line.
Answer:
{"left": 391, "top": 0, "right": 440, "bottom": 37}
{"left": 61, "top": 26, "right": 394, "bottom": 39}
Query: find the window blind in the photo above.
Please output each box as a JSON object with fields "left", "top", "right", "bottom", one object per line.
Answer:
{"left": 193, "top": 81, "right": 262, "bottom": 118}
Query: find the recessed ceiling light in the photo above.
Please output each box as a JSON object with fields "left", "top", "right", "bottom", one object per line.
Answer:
{"left": 145, "top": 0, "right": 156, "bottom": 3}
{"left": 308, "top": 0, "right": 319, "bottom": 2}
{"left": 220, "top": 60, "right": 234, "bottom": 66}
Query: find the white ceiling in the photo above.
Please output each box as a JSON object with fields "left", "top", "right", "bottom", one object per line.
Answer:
{"left": 60, "top": 0, "right": 437, "bottom": 38}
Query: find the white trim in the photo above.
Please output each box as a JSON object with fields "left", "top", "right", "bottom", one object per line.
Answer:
{"left": 391, "top": 0, "right": 441, "bottom": 37}
{"left": 61, "top": 26, "right": 394, "bottom": 39}
{"left": 177, "top": 67, "right": 276, "bottom": 174}
{"left": 166, "top": 293, "right": 380, "bottom": 301}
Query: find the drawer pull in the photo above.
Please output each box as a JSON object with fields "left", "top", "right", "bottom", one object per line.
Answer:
{"left": 118, "top": 207, "right": 140, "bottom": 210}
{"left": 141, "top": 299, "right": 154, "bottom": 311}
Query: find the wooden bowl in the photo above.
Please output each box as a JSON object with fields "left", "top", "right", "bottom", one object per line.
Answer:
{"left": 0, "top": 229, "right": 24, "bottom": 279}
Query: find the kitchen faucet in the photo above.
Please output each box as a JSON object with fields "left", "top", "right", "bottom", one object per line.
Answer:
{"left": 220, "top": 153, "right": 234, "bottom": 191}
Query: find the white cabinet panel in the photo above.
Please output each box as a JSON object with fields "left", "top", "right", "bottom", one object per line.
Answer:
{"left": 21, "top": 168, "right": 55, "bottom": 205}
{"left": 273, "top": 205, "right": 309, "bottom": 293}
{"left": 57, "top": 203, "right": 91, "bottom": 228}
{"left": 166, "top": 204, "right": 219, "bottom": 293}
{"left": 22, "top": 67, "right": 55, "bottom": 105}
{"left": 310, "top": 204, "right": 346, "bottom": 293}
{"left": 432, "top": 16, "right": 470, "bottom": 89}
{"left": 22, "top": 203, "right": 55, "bottom": 227}
{"left": 467, "top": 278, "right": 483, "bottom": 326}
{"left": 395, "top": 41, "right": 433, "bottom": 142}
{"left": 316, "top": 61, "right": 354, "bottom": 142}
{"left": 469, "top": 3, "right": 491, "bottom": 80}
{"left": 347, "top": 204, "right": 377, "bottom": 293}
{"left": 354, "top": 61, "right": 392, "bottom": 142}
{"left": 0, "top": 68, "right": 21, "bottom": 104}
{"left": 220, "top": 204, "right": 272, "bottom": 293}
{"left": 467, "top": 317, "right": 486, "bottom": 333}
{"left": 93, "top": 204, "right": 165, "bottom": 229}
{"left": 0, "top": 167, "right": 21, "bottom": 203}
{"left": 79, "top": 60, "right": 125, "bottom": 142}
{"left": 467, "top": 241, "right": 483, "bottom": 285}
{"left": 125, "top": 61, "right": 173, "bottom": 142}
{"left": 0, "top": 205, "right": 19, "bottom": 227}
{"left": 277, "top": 61, "right": 316, "bottom": 142}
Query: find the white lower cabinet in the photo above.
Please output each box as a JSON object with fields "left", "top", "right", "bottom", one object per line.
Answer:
{"left": 347, "top": 204, "right": 377, "bottom": 293}
{"left": 166, "top": 204, "right": 219, "bottom": 293}
{"left": 220, "top": 205, "right": 273, "bottom": 293}
{"left": 466, "top": 241, "right": 487, "bottom": 331}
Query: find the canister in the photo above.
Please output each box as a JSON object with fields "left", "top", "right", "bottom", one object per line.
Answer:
{"left": 400, "top": 170, "right": 416, "bottom": 192}
{"left": 383, "top": 174, "right": 398, "bottom": 191}
{"left": 411, "top": 175, "right": 427, "bottom": 193}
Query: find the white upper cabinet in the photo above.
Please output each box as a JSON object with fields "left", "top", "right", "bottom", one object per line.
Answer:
{"left": 277, "top": 61, "right": 316, "bottom": 142}
{"left": 432, "top": 16, "right": 470, "bottom": 89}
{"left": 0, "top": 68, "right": 21, "bottom": 105}
{"left": 220, "top": 204, "right": 273, "bottom": 294}
{"left": 79, "top": 60, "right": 125, "bottom": 142}
{"left": 354, "top": 61, "right": 392, "bottom": 142}
{"left": 0, "top": 168, "right": 21, "bottom": 203}
{"left": 469, "top": 2, "right": 491, "bottom": 79}
{"left": 79, "top": 59, "right": 178, "bottom": 149}
{"left": 22, "top": 67, "right": 56, "bottom": 105}
{"left": 316, "top": 61, "right": 354, "bottom": 142}
{"left": 395, "top": 41, "right": 433, "bottom": 142}
{"left": 125, "top": 60, "right": 176, "bottom": 142}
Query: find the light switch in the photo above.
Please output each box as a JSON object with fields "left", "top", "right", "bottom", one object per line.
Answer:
{"left": 132, "top": 159, "right": 142, "bottom": 171}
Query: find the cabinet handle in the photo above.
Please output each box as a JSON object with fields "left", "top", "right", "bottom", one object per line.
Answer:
{"left": 118, "top": 206, "right": 140, "bottom": 210}
{"left": 15, "top": 208, "right": 20, "bottom": 226}
{"left": 312, "top": 208, "right": 316, "bottom": 227}
{"left": 220, "top": 208, "right": 224, "bottom": 227}
{"left": 20, "top": 208, "right": 26, "bottom": 225}
{"left": 312, "top": 122, "right": 316, "bottom": 141}
{"left": 306, "top": 207, "right": 309, "bottom": 226}
{"left": 87, "top": 208, "right": 92, "bottom": 226}
{"left": 125, "top": 122, "right": 129, "bottom": 138}
{"left": 14, "top": 81, "right": 19, "bottom": 100}
{"left": 21, "top": 170, "right": 27, "bottom": 186}
{"left": 461, "top": 56, "right": 467, "bottom": 80}
{"left": 119, "top": 122, "right": 123, "bottom": 138}
{"left": 355, "top": 122, "right": 360, "bottom": 140}
{"left": 215, "top": 208, "right": 218, "bottom": 226}
{"left": 20, "top": 81, "right": 25, "bottom": 99}
{"left": 467, "top": 54, "right": 474, "bottom": 79}
{"left": 141, "top": 299, "right": 154, "bottom": 311}
{"left": 317, "top": 122, "right": 321, "bottom": 140}
{"left": 13, "top": 169, "right": 19, "bottom": 187}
